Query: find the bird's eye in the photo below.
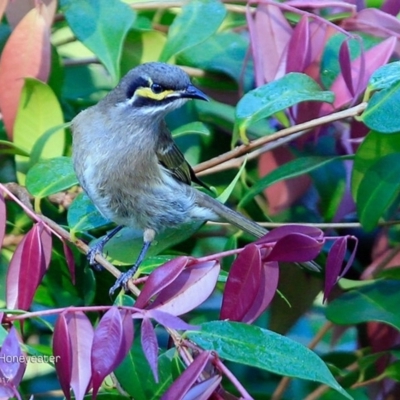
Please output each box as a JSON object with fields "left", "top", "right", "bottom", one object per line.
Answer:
{"left": 151, "top": 83, "right": 163, "bottom": 94}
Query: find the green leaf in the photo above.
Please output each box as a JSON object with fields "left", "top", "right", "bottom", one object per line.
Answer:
{"left": 368, "top": 61, "right": 400, "bottom": 92}
{"left": 26, "top": 157, "right": 78, "bottom": 198}
{"left": 159, "top": 0, "right": 226, "bottom": 62}
{"left": 326, "top": 280, "right": 400, "bottom": 330}
{"left": 68, "top": 193, "right": 110, "bottom": 234}
{"left": 361, "top": 80, "right": 400, "bottom": 133}
{"left": 352, "top": 131, "right": 400, "bottom": 197}
{"left": 218, "top": 157, "right": 247, "bottom": 204}
{"left": 239, "top": 155, "right": 352, "bottom": 207}
{"left": 0, "top": 140, "right": 29, "bottom": 157}
{"left": 235, "top": 73, "right": 334, "bottom": 141}
{"left": 61, "top": 0, "right": 135, "bottom": 82}
{"left": 356, "top": 153, "right": 400, "bottom": 231}
{"left": 187, "top": 321, "right": 351, "bottom": 399}
{"left": 172, "top": 121, "right": 210, "bottom": 138}
{"left": 13, "top": 79, "right": 66, "bottom": 183}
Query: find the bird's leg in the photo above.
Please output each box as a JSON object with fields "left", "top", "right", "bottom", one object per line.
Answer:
{"left": 87, "top": 225, "right": 124, "bottom": 271}
{"left": 109, "top": 228, "right": 155, "bottom": 295}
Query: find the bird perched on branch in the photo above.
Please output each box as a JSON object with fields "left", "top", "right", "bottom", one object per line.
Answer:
{"left": 71, "top": 62, "right": 319, "bottom": 294}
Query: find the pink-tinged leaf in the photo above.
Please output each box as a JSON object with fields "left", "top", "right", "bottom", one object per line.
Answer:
{"left": 5, "top": 0, "right": 56, "bottom": 28}
{"left": 184, "top": 375, "right": 222, "bottom": 400}
{"left": 266, "top": 233, "right": 322, "bottom": 263}
{"left": 258, "top": 148, "right": 312, "bottom": 215}
{"left": 220, "top": 245, "right": 261, "bottom": 321}
{"left": 0, "top": 191, "right": 5, "bottom": 248}
{"left": 286, "top": 16, "right": 311, "bottom": 74}
{"left": 243, "top": 261, "right": 279, "bottom": 323}
{"left": 247, "top": 4, "right": 292, "bottom": 85}
{"left": 68, "top": 312, "right": 93, "bottom": 400}
{"left": 62, "top": 240, "right": 76, "bottom": 284}
{"left": 53, "top": 313, "right": 73, "bottom": 400}
{"left": 161, "top": 351, "right": 211, "bottom": 400}
{"left": 118, "top": 309, "right": 134, "bottom": 362}
{"left": 141, "top": 317, "right": 159, "bottom": 383}
{"left": 324, "top": 36, "right": 396, "bottom": 111}
{"left": 91, "top": 307, "right": 125, "bottom": 397}
{"left": 146, "top": 309, "right": 199, "bottom": 331}
{"left": 0, "top": 326, "right": 25, "bottom": 384}
{"left": 149, "top": 261, "right": 220, "bottom": 316}
{"left": 6, "top": 223, "right": 48, "bottom": 310}
{"left": 39, "top": 222, "right": 52, "bottom": 267}
{"left": 0, "top": 2, "right": 50, "bottom": 138}
{"left": 256, "top": 224, "right": 324, "bottom": 245}
{"left": 339, "top": 39, "right": 354, "bottom": 97}
{"left": 135, "top": 256, "right": 189, "bottom": 309}
{"left": 324, "top": 237, "right": 346, "bottom": 301}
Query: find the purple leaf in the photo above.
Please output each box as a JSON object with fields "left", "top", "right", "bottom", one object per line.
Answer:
{"left": 91, "top": 307, "right": 125, "bottom": 398}
{"left": 6, "top": 223, "right": 52, "bottom": 310}
{"left": 135, "top": 257, "right": 189, "bottom": 309}
{"left": 161, "top": 351, "right": 211, "bottom": 400}
{"left": 184, "top": 375, "right": 222, "bottom": 400}
{"left": 141, "top": 317, "right": 159, "bottom": 383}
{"left": 118, "top": 309, "right": 134, "bottom": 363}
{"left": 382, "top": 0, "right": 400, "bottom": 16}
{"left": 220, "top": 244, "right": 261, "bottom": 322}
{"left": 67, "top": 311, "right": 93, "bottom": 400}
{"left": 146, "top": 309, "right": 199, "bottom": 331}
{"left": 324, "top": 237, "right": 346, "bottom": 301}
{"left": 286, "top": 15, "right": 311, "bottom": 74}
{"left": 149, "top": 261, "right": 220, "bottom": 316}
{"left": 256, "top": 225, "right": 324, "bottom": 245}
{"left": 53, "top": 313, "right": 73, "bottom": 400}
{"left": 243, "top": 261, "right": 279, "bottom": 323}
{"left": 339, "top": 236, "right": 358, "bottom": 279}
{"left": 62, "top": 240, "right": 75, "bottom": 284}
{"left": 265, "top": 233, "right": 322, "bottom": 262}
{"left": 0, "top": 326, "right": 26, "bottom": 385}
{"left": 339, "top": 39, "right": 354, "bottom": 97}
{"left": 0, "top": 191, "right": 5, "bottom": 249}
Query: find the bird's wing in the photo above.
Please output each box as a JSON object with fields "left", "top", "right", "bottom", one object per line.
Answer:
{"left": 156, "top": 134, "right": 209, "bottom": 189}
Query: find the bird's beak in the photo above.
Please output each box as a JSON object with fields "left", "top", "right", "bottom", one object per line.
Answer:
{"left": 180, "top": 84, "right": 209, "bottom": 101}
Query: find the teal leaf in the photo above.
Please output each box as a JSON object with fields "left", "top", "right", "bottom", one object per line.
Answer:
{"left": 326, "top": 280, "right": 400, "bottom": 330}
{"left": 26, "top": 157, "right": 78, "bottom": 198}
{"left": 239, "top": 155, "right": 352, "bottom": 207}
{"left": 235, "top": 73, "right": 334, "bottom": 139}
{"left": 159, "top": 0, "right": 226, "bottom": 62}
{"left": 172, "top": 122, "right": 210, "bottom": 138}
{"left": 218, "top": 158, "right": 247, "bottom": 204}
{"left": 361, "top": 80, "right": 400, "bottom": 133}
{"left": 61, "top": 0, "right": 135, "bottom": 82}
{"left": 187, "top": 321, "right": 351, "bottom": 399}
{"left": 356, "top": 153, "right": 400, "bottom": 231}
{"left": 368, "top": 61, "right": 400, "bottom": 92}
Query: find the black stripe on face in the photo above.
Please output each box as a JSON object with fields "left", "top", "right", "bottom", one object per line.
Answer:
{"left": 132, "top": 95, "right": 177, "bottom": 108}
{"left": 126, "top": 76, "right": 149, "bottom": 99}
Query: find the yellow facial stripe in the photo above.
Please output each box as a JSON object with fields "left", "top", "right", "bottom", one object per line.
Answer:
{"left": 135, "top": 87, "right": 176, "bottom": 100}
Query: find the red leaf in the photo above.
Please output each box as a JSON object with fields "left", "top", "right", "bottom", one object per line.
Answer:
{"left": 53, "top": 313, "right": 73, "bottom": 400}
{"left": 0, "top": 190, "right": 5, "bottom": 248}
{"left": 135, "top": 256, "right": 189, "bottom": 309}
{"left": 147, "top": 309, "right": 198, "bottom": 331}
{"left": 0, "top": 2, "right": 51, "bottom": 137}
{"left": 62, "top": 240, "right": 76, "bottom": 284}
{"left": 0, "top": 326, "right": 26, "bottom": 385}
{"left": 286, "top": 15, "right": 311, "bottom": 74}
{"left": 141, "top": 317, "right": 159, "bottom": 383}
{"left": 339, "top": 39, "right": 354, "bottom": 97}
{"left": 161, "top": 351, "right": 211, "bottom": 400}
{"left": 68, "top": 312, "right": 93, "bottom": 400}
{"left": 149, "top": 261, "right": 220, "bottom": 316}
{"left": 247, "top": 3, "right": 292, "bottom": 85}
{"left": 256, "top": 224, "right": 324, "bottom": 245}
{"left": 324, "top": 237, "right": 346, "bottom": 301}
{"left": 184, "top": 375, "right": 222, "bottom": 400}
{"left": 91, "top": 307, "right": 126, "bottom": 397}
{"left": 118, "top": 309, "right": 134, "bottom": 363}
{"left": 5, "top": 0, "right": 56, "bottom": 28}
{"left": 242, "top": 261, "right": 279, "bottom": 323}
{"left": 0, "top": 0, "right": 7, "bottom": 22}
{"left": 265, "top": 233, "right": 322, "bottom": 262}
{"left": 220, "top": 244, "right": 261, "bottom": 321}
{"left": 6, "top": 223, "right": 49, "bottom": 310}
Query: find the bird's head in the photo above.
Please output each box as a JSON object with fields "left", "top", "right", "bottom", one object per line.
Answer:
{"left": 106, "top": 62, "right": 208, "bottom": 117}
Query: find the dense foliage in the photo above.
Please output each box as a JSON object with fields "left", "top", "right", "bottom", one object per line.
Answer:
{"left": 1, "top": 0, "right": 400, "bottom": 399}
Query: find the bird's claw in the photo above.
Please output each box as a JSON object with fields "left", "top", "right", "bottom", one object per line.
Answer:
{"left": 109, "top": 265, "right": 139, "bottom": 296}
{"left": 87, "top": 243, "right": 105, "bottom": 272}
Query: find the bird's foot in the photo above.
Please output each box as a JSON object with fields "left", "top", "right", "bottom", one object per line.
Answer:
{"left": 87, "top": 241, "right": 106, "bottom": 272}
{"left": 109, "top": 264, "right": 139, "bottom": 296}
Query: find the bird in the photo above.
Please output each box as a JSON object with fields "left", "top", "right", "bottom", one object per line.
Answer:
{"left": 71, "top": 62, "right": 319, "bottom": 295}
